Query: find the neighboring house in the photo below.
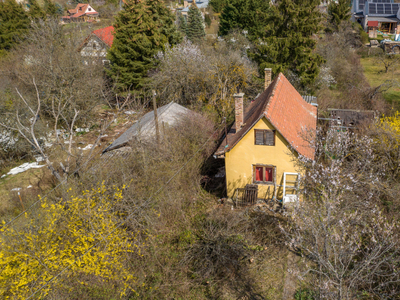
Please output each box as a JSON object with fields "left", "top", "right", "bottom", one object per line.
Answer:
{"left": 103, "top": 102, "right": 194, "bottom": 154}
{"left": 78, "top": 26, "right": 114, "bottom": 60}
{"left": 352, "top": 0, "right": 400, "bottom": 34}
{"left": 62, "top": 4, "right": 99, "bottom": 23}
{"left": 179, "top": 0, "right": 209, "bottom": 18}
{"left": 214, "top": 71, "right": 317, "bottom": 202}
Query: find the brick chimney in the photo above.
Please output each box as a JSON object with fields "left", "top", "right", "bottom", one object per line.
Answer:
{"left": 264, "top": 68, "right": 272, "bottom": 90}
{"left": 234, "top": 93, "right": 244, "bottom": 132}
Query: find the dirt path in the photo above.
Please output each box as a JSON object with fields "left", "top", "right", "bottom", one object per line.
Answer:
{"left": 282, "top": 251, "right": 298, "bottom": 300}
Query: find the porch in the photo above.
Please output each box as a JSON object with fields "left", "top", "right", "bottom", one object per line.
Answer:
{"left": 367, "top": 18, "right": 399, "bottom": 34}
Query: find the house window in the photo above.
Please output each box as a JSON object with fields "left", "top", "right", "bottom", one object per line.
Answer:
{"left": 254, "top": 129, "right": 275, "bottom": 146}
{"left": 93, "top": 42, "right": 97, "bottom": 49}
{"left": 88, "top": 7, "right": 91, "bottom": 11}
{"left": 253, "top": 165, "right": 275, "bottom": 184}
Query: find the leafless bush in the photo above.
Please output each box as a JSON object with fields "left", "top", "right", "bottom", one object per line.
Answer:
{"left": 283, "top": 128, "right": 400, "bottom": 299}
{"left": 183, "top": 208, "right": 250, "bottom": 281}
{"left": 150, "top": 38, "right": 261, "bottom": 120}
{"left": 315, "top": 22, "right": 388, "bottom": 112}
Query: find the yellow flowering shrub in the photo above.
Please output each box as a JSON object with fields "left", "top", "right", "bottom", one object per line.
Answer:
{"left": 0, "top": 183, "right": 141, "bottom": 299}
{"left": 379, "top": 111, "right": 400, "bottom": 135}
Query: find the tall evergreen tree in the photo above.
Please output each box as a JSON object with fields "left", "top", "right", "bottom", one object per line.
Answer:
{"left": 218, "top": 0, "right": 271, "bottom": 39}
{"left": 178, "top": 14, "right": 188, "bottom": 36}
{"left": 187, "top": 2, "right": 205, "bottom": 42}
{"left": 147, "top": 0, "right": 182, "bottom": 45}
{"left": 328, "top": 0, "right": 351, "bottom": 31}
{"left": 44, "top": 0, "right": 58, "bottom": 17}
{"left": 107, "top": 0, "right": 168, "bottom": 90}
{"left": 0, "top": 0, "right": 29, "bottom": 56}
{"left": 249, "top": 0, "right": 324, "bottom": 86}
{"left": 209, "top": 0, "right": 227, "bottom": 13}
{"left": 28, "top": 0, "right": 46, "bottom": 20}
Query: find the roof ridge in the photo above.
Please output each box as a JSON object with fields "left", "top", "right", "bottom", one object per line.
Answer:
{"left": 264, "top": 72, "right": 282, "bottom": 117}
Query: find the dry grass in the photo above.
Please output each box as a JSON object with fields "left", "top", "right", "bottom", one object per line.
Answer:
{"left": 360, "top": 56, "right": 400, "bottom": 110}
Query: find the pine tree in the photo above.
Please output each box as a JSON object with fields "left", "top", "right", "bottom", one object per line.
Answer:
{"left": 178, "top": 14, "right": 188, "bottom": 36}
{"left": 249, "top": 0, "right": 324, "bottom": 86}
{"left": 147, "top": 0, "right": 182, "bottom": 45}
{"left": 28, "top": 0, "right": 46, "bottom": 20}
{"left": 218, "top": 0, "right": 271, "bottom": 39}
{"left": 0, "top": 0, "right": 30, "bottom": 56}
{"left": 107, "top": 0, "right": 168, "bottom": 91}
{"left": 328, "top": 0, "right": 351, "bottom": 31}
{"left": 44, "top": 0, "right": 58, "bottom": 17}
{"left": 187, "top": 2, "right": 205, "bottom": 42}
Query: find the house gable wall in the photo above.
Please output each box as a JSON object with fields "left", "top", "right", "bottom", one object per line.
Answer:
{"left": 80, "top": 35, "right": 108, "bottom": 57}
{"left": 225, "top": 117, "right": 298, "bottom": 199}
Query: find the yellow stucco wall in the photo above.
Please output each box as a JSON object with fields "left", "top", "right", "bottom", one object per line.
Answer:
{"left": 225, "top": 117, "right": 299, "bottom": 199}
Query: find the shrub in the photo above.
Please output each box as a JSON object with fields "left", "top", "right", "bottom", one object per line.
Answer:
{"left": 0, "top": 182, "right": 142, "bottom": 299}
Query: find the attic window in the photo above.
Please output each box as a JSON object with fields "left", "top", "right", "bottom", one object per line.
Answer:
{"left": 93, "top": 42, "right": 97, "bottom": 49}
{"left": 88, "top": 7, "right": 91, "bottom": 11}
{"left": 254, "top": 129, "right": 275, "bottom": 146}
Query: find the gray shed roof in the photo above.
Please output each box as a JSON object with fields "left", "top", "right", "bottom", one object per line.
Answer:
{"left": 102, "top": 102, "right": 192, "bottom": 153}
{"left": 302, "top": 95, "right": 318, "bottom": 106}
{"left": 367, "top": 16, "right": 400, "bottom": 22}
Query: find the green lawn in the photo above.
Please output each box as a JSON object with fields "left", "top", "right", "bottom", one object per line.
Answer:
{"left": 360, "top": 56, "right": 400, "bottom": 109}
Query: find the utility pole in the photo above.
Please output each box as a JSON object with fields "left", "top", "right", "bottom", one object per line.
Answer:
{"left": 153, "top": 90, "right": 160, "bottom": 145}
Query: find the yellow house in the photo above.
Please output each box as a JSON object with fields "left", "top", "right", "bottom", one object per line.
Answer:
{"left": 214, "top": 71, "right": 317, "bottom": 203}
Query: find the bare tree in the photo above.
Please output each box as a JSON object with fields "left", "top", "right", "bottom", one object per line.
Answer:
{"left": 0, "top": 19, "right": 117, "bottom": 181}
{"left": 150, "top": 38, "right": 261, "bottom": 120}
{"left": 281, "top": 128, "right": 400, "bottom": 299}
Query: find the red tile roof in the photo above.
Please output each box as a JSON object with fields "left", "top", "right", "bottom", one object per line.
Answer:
{"left": 67, "top": 3, "right": 88, "bottom": 14}
{"left": 92, "top": 26, "right": 114, "bottom": 47}
{"left": 215, "top": 73, "right": 317, "bottom": 160}
{"left": 368, "top": 21, "right": 379, "bottom": 27}
{"left": 77, "top": 26, "right": 114, "bottom": 52}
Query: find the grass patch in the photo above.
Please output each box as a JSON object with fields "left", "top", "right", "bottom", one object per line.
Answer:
{"left": 360, "top": 56, "right": 400, "bottom": 109}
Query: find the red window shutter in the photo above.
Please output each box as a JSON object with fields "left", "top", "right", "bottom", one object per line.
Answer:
{"left": 256, "top": 167, "right": 263, "bottom": 181}
{"left": 265, "top": 167, "right": 273, "bottom": 182}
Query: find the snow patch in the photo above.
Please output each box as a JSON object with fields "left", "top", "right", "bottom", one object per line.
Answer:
{"left": 6, "top": 162, "right": 45, "bottom": 176}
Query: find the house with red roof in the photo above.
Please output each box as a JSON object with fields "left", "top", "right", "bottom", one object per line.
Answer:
{"left": 62, "top": 4, "right": 99, "bottom": 23}
{"left": 214, "top": 70, "right": 317, "bottom": 204}
{"left": 78, "top": 26, "right": 114, "bottom": 60}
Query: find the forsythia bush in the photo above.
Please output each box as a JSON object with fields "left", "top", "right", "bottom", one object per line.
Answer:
{"left": 0, "top": 183, "right": 141, "bottom": 299}
{"left": 380, "top": 111, "right": 400, "bottom": 134}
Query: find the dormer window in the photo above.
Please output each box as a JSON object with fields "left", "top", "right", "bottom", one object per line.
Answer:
{"left": 254, "top": 129, "right": 275, "bottom": 146}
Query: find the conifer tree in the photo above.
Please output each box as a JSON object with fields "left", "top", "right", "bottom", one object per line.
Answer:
{"left": 187, "top": 2, "right": 205, "bottom": 42}
{"left": 0, "top": 0, "right": 30, "bottom": 56}
{"left": 328, "top": 0, "right": 351, "bottom": 31}
{"left": 209, "top": 0, "right": 227, "bottom": 13}
{"left": 107, "top": 0, "right": 168, "bottom": 91}
{"left": 44, "top": 0, "right": 58, "bottom": 17}
{"left": 218, "top": 0, "right": 271, "bottom": 39}
{"left": 147, "top": 0, "right": 182, "bottom": 45}
{"left": 249, "top": 0, "right": 324, "bottom": 86}
{"left": 28, "top": 0, "right": 46, "bottom": 20}
{"left": 178, "top": 14, "right": 188, "bottom": 36}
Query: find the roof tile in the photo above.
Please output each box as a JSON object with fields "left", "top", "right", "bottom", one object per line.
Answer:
{"left": 215, "top": 73, "right": 317, "bottom": 159}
